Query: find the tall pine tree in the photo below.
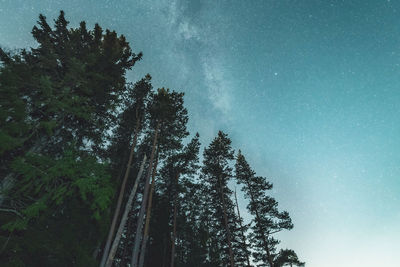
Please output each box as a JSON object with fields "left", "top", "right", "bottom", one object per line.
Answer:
{"left": 100, "top": 75, "right": 152, "bottom": 267}
{"left": 0, "top": 11, "right": 141, "bottom": 266}
{"left": 201, "top": 131, "right": 248, "bottom": 267}
{"left": 131, "top": 88, "right": 189, "bottom": 267}
{"left": 235, "top": 151, "right": 295, "bottom": 267}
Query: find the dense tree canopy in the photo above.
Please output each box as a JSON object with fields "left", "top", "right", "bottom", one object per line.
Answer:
{"left": 0, "top": 11, "right": 304, "bottom": 267}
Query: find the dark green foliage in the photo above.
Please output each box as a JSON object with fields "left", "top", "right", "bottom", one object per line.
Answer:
{"left": 274, "top": 249, "right": 305, "bottom": 267}
{"left": 148, "top": 88, "right": 189, "bottom": 156}
{"left": 236, "top": 151, "right": 296, "bottom": 267}
{"left": 0, "top": 11, "right": 141, "bottom": 266}
{"left": 129, "top": 88, "right": 190, "bottom": 267}
{"left": 0, "top": 10, "right": 303, "bottom": 267}
{"left": 200, "top": 131, "right": 249, "bottom": 266}
{"left": 1, "top": 10, "right": 141, "bottom": 159}
{"left": 146, "top": 134, "right": 202, "bottom": 266}
{"left": 107, "top": 75, "right": 152, "bottom": 181}
{"left": 3, "top": 148, "right": 113, "bottom": 231}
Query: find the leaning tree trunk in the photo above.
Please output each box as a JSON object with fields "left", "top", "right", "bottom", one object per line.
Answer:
{"left": 218, "top": 175, "right": 235, "bottom": 267}
{"left": 170, "top": 172, "right": 180, "bottom": 267}
{"left": 100, "top": 116, "right": 141, "bottom": 267}
{"left": 131, "top": 122, "right": 160, "bottom": 267}
{"left": 137, "top": 155, "right": 159, "bottom": 267}
{"left": 105, "top": 154, "right": 147, "bottom": 267}
{"left": 234, "top": 188, "right": 251, "bottom": 267}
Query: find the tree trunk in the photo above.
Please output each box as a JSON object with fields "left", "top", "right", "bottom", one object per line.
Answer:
{"left": 105, "top": 154, "right": 147, "bottom": 267}
{"left": 170, "top": 172, "right": 180, "bottom": 267}
{"left": 138, "top": 155, "right": 159, "bottom": 267}
{"left": 162, "top": 235, "right": 167, "bottom": 267}
{"left": 131, "top": 123, "right": 160, "bottom": 267}
{"left": 218, "top": 175, "right": 235, "bottom": 267}
{"left": 100, "top": 118, "right": 141, "bottom": 267}
{"left": 234, "top": 188, "right": 251, "bottom": 267}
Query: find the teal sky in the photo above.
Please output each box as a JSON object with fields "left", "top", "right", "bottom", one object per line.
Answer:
{"left": 1, "top": 1, "right": 400, "bottom": 266}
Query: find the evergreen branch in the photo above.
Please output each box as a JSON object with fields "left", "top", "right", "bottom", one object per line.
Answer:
{"left": 0, "top": 208, "right": 24, "bottom": 218}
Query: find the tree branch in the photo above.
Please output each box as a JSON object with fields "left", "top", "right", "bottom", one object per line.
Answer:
{"left": 0, "top": 208, "right": 24, "bottom": 218}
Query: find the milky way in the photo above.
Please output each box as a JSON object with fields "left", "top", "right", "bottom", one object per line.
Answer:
{"left": 1, "top": 1, "right": 399, "bottom": 266}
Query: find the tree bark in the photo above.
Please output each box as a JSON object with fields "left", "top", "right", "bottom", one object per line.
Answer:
{"left": 138, "top": 155, "right": 159, "bottom": 267}
{"left": 105, "top": 154, "right": 147, "bottom": 267}
{"left": 100, "top": 117, "right": 141, "bottom": 267}
{"left": 131, "top": 122, "right": 160, "bottom": 267}
{"left": 218, "top": 175, "right": 235, "bottom": 267}
{"left": 234, "top": 188, "right": 251, "bottom": 267}
{"left": 162, "top": 235, "right": 167, "bottom": 267}
{"left": 170, "top": 172, "right": 180, "bottom": 267}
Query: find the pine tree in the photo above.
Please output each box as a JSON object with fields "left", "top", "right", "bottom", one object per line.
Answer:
{"left": 0, "top": 10, "right": 305, "bottom": 267}
{"left": 144, "top": 134, "right": 201, "bottom": 266}
{"left": 131, "top": 88, "right": 189, "bottom": 267}
{"left": 235, "top": 151, "right": 294, "bottom": 267}
{"left": 100, "top": 75, "right": 152, "bottom": 267}
{"left": 234, "top": 188, "right": 252, "bottom": 267}
{"left": 201, "top": 131, "right": 247, "bottom": 267}
{"left": 169, "top": 134, "right": 201, "bottom": 267}
{"left": 105, "top": 154, "right": 147, "bottom": 267}
{"left": 274, "top": 249, "right": 305, "bottom": 267}
{"left": 0, "top": 11, "right": 141, "bottom": 266}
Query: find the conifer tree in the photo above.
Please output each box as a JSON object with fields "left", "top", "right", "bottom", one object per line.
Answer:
{"left": 169, "top": 133, "right": 200, "bottom": 267}
{"left": 145, "top": 134, "right": 201, "bottom": 267}
{"left": 0, "top": 11, "right": 142, "bottom": 266}
{"left": 201, "top": 131, "right": 247, "bottom": 267}
{"left": 131, "top": 88, "right": 189, "bottom": 267}
{"left": 274, "top": 249, "right": 305, "bottom": 267}
{"left": 0, "top": 10, "right": 305, "bottom": 267}
{"left": 100, "top": 75, "right": 152, "bottom": 267}
{"left": 235, "top": 151, "right": 295, "bottom": 267}
{"left": 234, "top": 188, "right": 252, "bottom": 267}
{"left": 105, "top": 154, "right": 147, "bottom": 267}
{"left": 145, "top": 134, "right": 206, "bottom": 266}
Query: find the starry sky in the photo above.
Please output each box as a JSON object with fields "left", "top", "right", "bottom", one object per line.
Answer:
{"left": 1, "top": 1, "right": 400, "bottom": 266}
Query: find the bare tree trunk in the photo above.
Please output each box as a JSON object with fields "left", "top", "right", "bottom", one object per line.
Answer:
{"left": 234, "top": 188, "right": 251, "bottom": 267}
{"left": 100, "top": 118, "right": 141, "bottom": 267}
{"left": 105, "top": 154, "right": 147, "bottom": 267}
{"left": 162, "top": 236, "right": 167, "bottom": 267}
{"left": 138, "top": 155, "right": 159, "bottom": 267}
{"left": 218, "top": 175, "right": 235, "bottom": 267}
{"left": 131, "top": 123, "right": 160, "bottom": 267}
{"left": 170, "top": 172, "right": 180, "bottom": 267}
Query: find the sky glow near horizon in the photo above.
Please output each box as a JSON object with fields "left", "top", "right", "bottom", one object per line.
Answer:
{"left": 1, "top": 1, "right": 400, "bottom": 266}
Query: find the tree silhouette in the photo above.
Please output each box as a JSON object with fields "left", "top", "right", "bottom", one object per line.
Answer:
{"left": 275, "top": 249, "right": 305, "bottom": 267}
{"left": 236, "top": 151, "right": 294, "bottom": 267}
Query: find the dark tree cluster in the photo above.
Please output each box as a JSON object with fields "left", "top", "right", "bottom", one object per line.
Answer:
{"left": 0, "top": 11, "right": 304, "bottom": 267}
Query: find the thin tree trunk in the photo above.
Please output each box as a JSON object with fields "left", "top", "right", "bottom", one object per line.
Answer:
{"left": 131, "top": 123, "right": 160, "bottom": 267}
{"left": 234, "top": 188, "right": 251, "bottom": 267}
{"left": 170, "top": 172, "right": 180, "bottom": 267}
{"left": 105, "top": 154, "right": 147, "bottom": 267}
{"left": 162, "top": 235, "right": 167, "bottom": 267}
{"left": 100, "top": 118, "right": 141, "bottom": 267}
{"left": 246, "top": 180, "right": 274, "bottom": 267}
{"left": 218, "top": 175, "right": 235, "bottom": 267}
{"left": 138, "top": 155, "right": 159, "bottom": 267}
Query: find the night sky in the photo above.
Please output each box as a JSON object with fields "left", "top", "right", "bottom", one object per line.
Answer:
{"left": 1, "top": 1, "right": 400, "bottom": 266}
